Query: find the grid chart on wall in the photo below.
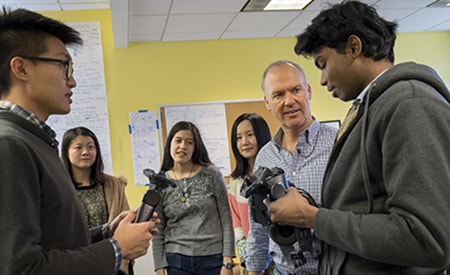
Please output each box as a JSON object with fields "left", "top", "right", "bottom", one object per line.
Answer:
{"left": 129, "top": 110, "right": 161, "bottom": 186}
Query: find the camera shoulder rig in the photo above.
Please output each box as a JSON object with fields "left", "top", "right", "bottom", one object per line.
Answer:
{"left": 240, "top": 166, "right": 321, "bottom": 271}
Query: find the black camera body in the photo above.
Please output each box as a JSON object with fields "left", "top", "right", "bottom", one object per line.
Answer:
{"left": 135, "top": 168, "right": 177, "bottom": 223}
{"left": 241, "top": 166, "right": 321, "bottom": 269}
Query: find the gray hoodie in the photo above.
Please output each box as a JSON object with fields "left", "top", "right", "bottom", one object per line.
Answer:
{"left": 316, "top": 62, "right": 450, "bottom": 274}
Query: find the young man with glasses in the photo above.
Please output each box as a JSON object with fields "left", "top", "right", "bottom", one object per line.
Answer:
{"left": 0, "top": 7, "right": 158, "bottom": 275}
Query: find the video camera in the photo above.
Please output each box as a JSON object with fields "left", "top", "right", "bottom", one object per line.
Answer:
{"left": 135, "top": 169, "right": 176, "bottom": 223}
{"left": 240, "top": 166, "right": 321, "bottom": 269}
{"left": 143, "top": 168, "right": 177, "bottom": 191}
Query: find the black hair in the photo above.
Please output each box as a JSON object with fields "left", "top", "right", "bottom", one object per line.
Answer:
{"left": 230, "top": 113, "right": 271, "bottom": 179}
{"left": 160, "top": 121, "right": 213, "bottom": 172}
{"left": 294, "top": 0, "right": 397, "bottom": 62}
{"left": 0, "top": 7, "right": 82, "bottom": 95}
{"left": 61, "top": 126, "right": 105, "bottom": 186}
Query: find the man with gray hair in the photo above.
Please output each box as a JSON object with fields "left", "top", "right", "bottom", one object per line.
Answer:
{"left": 245, "top": 60, "right": 337, "bottom": 275}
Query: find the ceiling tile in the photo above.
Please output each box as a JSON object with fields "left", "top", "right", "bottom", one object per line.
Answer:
{"left": 398, "top": 7, "right": 450, "bottom": 32}
{"left": 280, "top": 10, "right": 321, "bottom": 34}
{"left": 0, "top": 2, "right": 60, "bottom": 11}
{"left": 377, "top": 8, "right": 419, "bottom": 22}
{"left": 428, "top": 18, "right": 450, "bottom": 31}
{"left": 60, "top": 0, "right": 108, "bottom": 3}
{"left": 60, "top": 3, "right": 109, "bottom": 10}
{"left": 166, "top": 14, "right": 236, "bottom": 33}
{"left": 129, "top": 0, "right": 171, "bottom": 16}
{"left": 129, "top": 15, "right": 167, "bottom": 34}
{"left": 228, "top": 11, "right": 300, "bottom": 32}
{"left": 1, "top": 0, "right": 449, "bottom": 47}
{"left": 305, "top": 0, "right": 378, "bottom": 11}
{"left": 163, "top": 32, "right": 222, "bottom": 41}
{"left": 374, "top": 0, "right": 437, "bottom": 9}
{"left": 4, "top": 0, "right": 57, "bottom": 4}
{"left": 171, "top": 0, "right": 247, "bottom": 14}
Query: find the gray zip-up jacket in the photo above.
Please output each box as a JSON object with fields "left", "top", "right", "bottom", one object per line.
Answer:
{"left": 316, "top": 62, "right": 450, "bottom": 274}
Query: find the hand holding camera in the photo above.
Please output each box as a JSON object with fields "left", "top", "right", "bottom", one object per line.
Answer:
{"left": 241, "top": 166, "right": 321, "bottom": 268}
{"left": 268, "top": 187, "right": 319, "bottom": 229}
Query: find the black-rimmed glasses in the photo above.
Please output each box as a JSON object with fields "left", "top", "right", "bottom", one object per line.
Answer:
{"left": 21, "top": 56, "right": 73, "bottom": 80}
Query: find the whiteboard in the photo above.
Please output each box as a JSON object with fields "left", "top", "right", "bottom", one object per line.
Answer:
{"left": 47, "top": 22, "right": 113, "bottom": 174}
{"left": 164, "top": 103, "right": 231, "bottom": 176}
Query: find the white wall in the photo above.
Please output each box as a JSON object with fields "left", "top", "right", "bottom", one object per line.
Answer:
{"left": 133, "top": 243, "right": 156, "bottom": 275}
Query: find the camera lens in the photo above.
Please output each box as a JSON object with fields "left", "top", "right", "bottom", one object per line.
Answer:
{"left": 270, "top": 184, "right": 287, "bottom": 200}
{"left": 269, "top": 224, "right": 297, "bottom": 245}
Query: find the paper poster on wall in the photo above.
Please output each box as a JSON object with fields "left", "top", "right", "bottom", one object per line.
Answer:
{"left": 164, "top": 103, "right": 231, "bottom": 176}
{"left": 129, "top": 110, "right": 161, "bottom": 186}
{"left": 321, "top": 120, "right": 341, "bottom": 129}
{"left": 47, "top": 21, "right": 113, "bottom": 174}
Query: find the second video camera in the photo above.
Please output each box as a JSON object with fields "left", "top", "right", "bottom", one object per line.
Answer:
{"left": 240, "top": 166, "right": 321, "bottom": 268}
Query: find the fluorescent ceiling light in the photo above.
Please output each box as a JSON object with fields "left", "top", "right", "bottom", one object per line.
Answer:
{"left": 264, "top": 0, "right": 313, "bottom": 10}
{"left": 241, "top": 0, "right": 314, "bottom": 12}
{"left": 427, "top": 0, "right": 450, "bottom": 7}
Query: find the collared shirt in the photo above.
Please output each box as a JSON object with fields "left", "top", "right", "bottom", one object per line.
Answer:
{"left": 245, "top": 119, "right": 337, "bottom": 274}
{"left": 0, "top": 100, "right": 122, "bottom": 274}
{"left": 100, "top": 226, "right": 122, "bottom": 273}
{"left": 108, "top": 237, "right": 122, "bottom": 274}
{"left": 355, "top": 68, "right": 389, "bottom": 105}
{"left": 0, "top": 100, "right": 58, "bottom": 145}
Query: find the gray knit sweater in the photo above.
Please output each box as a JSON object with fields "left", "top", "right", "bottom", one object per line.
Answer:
{"left": 152, "top": 165, "right": 235, "bottom": 270}
{"left": 0, "top": 111, "right": 115, "bottom": 274}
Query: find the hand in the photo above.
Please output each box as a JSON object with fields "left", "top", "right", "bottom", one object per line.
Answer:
{"left": 220, "top": 267, "right": 234, "bottom": 275}
{"left": 220, "top": 257, "right": 234, "bottom": 275}
{"left": 109, "top": 208, "right": 160, "bottom": 235}
{"left": 112, "top": 211, "right": 157, "bottom": 260}
{"left": 108, "top": 209, "right": 135, "bottom": 235}
{"left": 268, "top": 187, "right": 318, "bottom": 228}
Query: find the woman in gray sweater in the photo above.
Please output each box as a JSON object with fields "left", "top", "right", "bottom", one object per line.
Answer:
{"left": 152, "top": 121, "right": 235, "bottom": 275}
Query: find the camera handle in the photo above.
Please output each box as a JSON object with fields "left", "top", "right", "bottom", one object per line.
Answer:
{"left": 271, "top": 186, "right": 322, "bottom": 272}
{"left": 249, "top": 194, "right": 271, "bottom": 226}
{"left": 276, "top": 227, "right": 322, "bottom": 274}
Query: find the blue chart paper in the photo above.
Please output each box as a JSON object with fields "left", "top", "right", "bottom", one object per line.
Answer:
{"left": 129, "top": 111, "right": 161, "bottom": 186}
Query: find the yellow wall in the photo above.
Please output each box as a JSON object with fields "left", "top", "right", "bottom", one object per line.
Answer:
{"left": 42, "top": 9, "right": 450, "bottom": 208}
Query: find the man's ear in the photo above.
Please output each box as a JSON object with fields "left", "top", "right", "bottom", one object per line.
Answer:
{"left": 9, "top": 57, "right": 30, "bottom": 81}
{"left": 307, "top": 83, "right": 312, "bottom": 101}
{"left": 264, "top": 95, "right": 271, "bottom": 111}
{"left": 346, "top": 35, "right": 362, "bottom": 56}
